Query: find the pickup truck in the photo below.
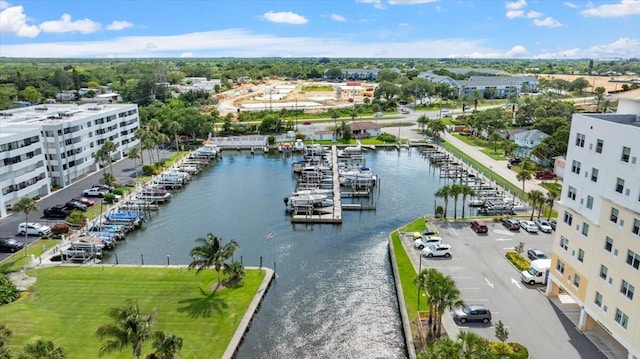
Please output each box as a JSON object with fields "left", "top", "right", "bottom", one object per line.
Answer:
{"left": 43, "top": 205, "right": 73, "bottom": 219}
{"left": 534, "top": 170, "right": 556, "bottom": 179}
{"left": 83, "top": 188, "right": 108, "bottom": 197}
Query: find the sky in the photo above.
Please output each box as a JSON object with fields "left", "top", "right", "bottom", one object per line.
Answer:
{"left": 0, "top": 0, "right": 639, "bottom": 59}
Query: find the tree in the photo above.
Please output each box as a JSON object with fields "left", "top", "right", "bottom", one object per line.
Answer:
{"left": 99, "top": 172, "right": 119, "bottom": 188}
{"left": 570, "top": 77, "right": 590, "bottom": 94}
{"left": 416, "top": 114, "right": 428, "bottom": 134}
{"left": 222, "top": 261, "right": 246, "bottom": 284}
{"left": 374, "top": 81, "right": 399, "bottom": 102}
{"left": 494, "top": 320, "right": 509, "bottom": 342}
{"left": 433, "top": 274, "right": 464, "bottom": 337}
{"left": 151, "top": 332, "right": 183, "bottom": 359}
{"left": 19, "top": 339, "right": 66, "bottom": 359}
{"left": 427, "top": 119, "right": 447, "bottom": 142}
{"left": 166, "top": 121, "right": 183, "bottom": 152}
{"left": 527, "top": 190, "right": 545, "bottom": 221}
{"left": 502, "top": 141, "right": 518, "bottom": 158}
{"left": 489, "top": 132, "right": 502, "bottom": 155}
{"left": 94, "top": 147, "right": 110, "bottom": 177}
{"left": 458, "top": 331, "right": 492, "bottom": 358}
{"left": 460, "top": 185, "right": 475, "bottom": 219}
{"left": 449, "top": 184, "right": 463, "bottom": 220}
{"left": 95, "top": 300, "right": 156, "bottom": 359}
{"left": 545, "top": 190, "right": 558, "bottom": 220}
{"left": 128, "top": 147, "right": 142, "bottom": 181}
{"left": 188, "top": 233, "right": 240, "bottom": 290}
{"left": 434, "top": 185, "right": 451, "bottom": 220}
{"left": 19, "top": 86, "right": 42, "bottom": 104}
{"left": 101, "top": 140, "right": 118, "bottom": 177}
{"left": 415, "top": 268, "right": 441, "bottom": 337}
{"left": 12, "top": 197, "right": 38, "bottom": 257}
{"left": 516, "top": 169, "right": 532, "bottom": 193}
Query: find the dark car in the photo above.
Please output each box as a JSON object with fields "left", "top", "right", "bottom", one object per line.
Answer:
{"left": 549, "top": 219, "right": 557, "bottom": 231}
{"left": 470, "top": 220, "right": 488, "bottom": 233}
{"left": 501, "top": 218, "right": 520, "bottom": 230}
{"left": 527, "top": 249, "right": 548, "bottom": 260}
{"left": 534, "top": 170, "right": 556, "bottom": 179}
{"left": 43, "top": 205, "right": 73, "bottom": 219}
{"left": 65, "top": 201, "right": 88, "bottom": 211}
{"left": 453, "top": 304, "right": 492, "bottom": 324}
{"left": 509, "top": 158, "right": 521, "bottom": 165}
{"left": 0, "top": 238, "right": 25, "bottom": 253}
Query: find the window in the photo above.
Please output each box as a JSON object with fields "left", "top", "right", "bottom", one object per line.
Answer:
{"left": 571, "top": 160, "right": 582, "bottom": 174}
{"left": 596, "top": 139, "right": 604, "bottom": 153}
{"left": 616, "top": 178, "right": 625, "bottom": 194}
{"left": 586, "top": 196, "right": 594, "bottom": 210}
{"left": 573, "top": 274, "right": 581, "bottom": 288}
{"left": 556, "top": 260, "right": 565, "bottom": 274}
{"left": 560, "top": 236, "right": 569, "bottom": 250}
{"left": 600, "top": 265, "right": 608, "bottom": 280}
{"left": 564, "top": 211, "right": 573, "bottom": 226}
{"left": 627, "top": 250, "right": 640, "bottom": 270}
{"left": 615, "top": 309, "right": 629, "bottom": 329}
{"left": 578, "top": 249, "right": 585, "bottom": 262}
{"left": 576, "top": 133, "right": 585, "bottom": 147}
{"left": 621, "top": 146, "right": 630, "bottom": 162}
{"left": 582, "top": 223, "right": 589, "bottom": 236}
{"left": 633, "top": 219, "right": 640, "bottom": 236}
{"left": 595, "top": 292, "right": 603, "bottom": 307}
{"left": 620, "top": 280, "right": 635, "bottom": 300}
{"left": 591, "top": 168, "right": 599, "bottom": 182}
{"left": 568, "top": 186, "right": 577, "bottom": 200}
{"left": 605, "top": 237, "right": 614, "bottom": 252}
{"left": 610, "top": 208, "right": 619, "bottom": 224}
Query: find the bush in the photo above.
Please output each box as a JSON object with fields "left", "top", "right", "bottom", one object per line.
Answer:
{"left": 508, "top": 342, "right": 529, "bottom": 359}
{"left": 65, "top": 210, "right": 87, "bottom": 227}
{"left": 491, "top": 341, "right": 514, "bottom": 356}
{"left": 142, "top": 164, "right": 160, "bottom": 176}
{"left": 104, "top": 193, "right": 116, "bottom": 204}
{"left": 505, "top": 251, "right": 530, "bottom": 271}
{"left": 0, "top": 275, "right": 20, "bottom": 305}
{"left": 51, "top": 223, "right": 70, "bottom": 235}
{"left": 376, "top": 133, "right": 397, "bottom": 143}
{"left": 112, "top": 188, "right": 124, "bottom": 196}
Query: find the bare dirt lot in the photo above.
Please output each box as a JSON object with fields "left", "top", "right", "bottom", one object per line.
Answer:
{"left": 539, "top": 74, "right": 637, "bottom": 93}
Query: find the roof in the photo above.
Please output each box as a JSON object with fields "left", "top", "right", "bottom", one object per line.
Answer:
{"left": 348, "top": 121, "right": 382, "bottom": 131}
{"left": 513, "top": 129, "right": 549, "bottom": 141}
{"left": 614, "top": 88, "right": 640, "bottom": 101}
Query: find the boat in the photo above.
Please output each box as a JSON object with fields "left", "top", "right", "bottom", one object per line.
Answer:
{"left": 468, "top": 199, "right": 486, "bottom": 207}
{"left": 292, "top": 188, "right": 333, "bottom": 196}
{"left": 136, "top": 187, "right": 171, "bottom": 203}
{"left": 286, "top": 193, "right": 328, "bottom": 206}
{"left": 293, "top": 139, "right": 306, "bottom": 152}
{"left": 104, "top": 211, "right": 143, "bottom": 226}
{"left": 344, "top": 140, "right": 362, "bottom": 153}
{"left": 194, "top": 143, "right": 220, "bottom": 157}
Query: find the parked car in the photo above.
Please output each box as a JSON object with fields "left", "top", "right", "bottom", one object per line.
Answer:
{"left": 440, "top": 108, "right": 451, "bottom": 118}
{"left": 501, "top": 218, "right": 520, "bottom": 231}
{"left": 0, "top": 238, "right": 25, "bottom": 253}
{"left": 17, "top": 222, "right": 52, "bottom": 236}
{"left": 534, "top": 170, "right": 556, "bottom": 179}
{"left": 411, "top": 228, "right": 437, "bottom": 239}
{"left": 71, "top": 196, "right": 95, "bottom": 206}
{"left": 519, "top": 220, "right": 539, "bottom": 233}
{"left": 421, "top": 243, "right": 452, "bottom": 258}
{"left": 65, "top": 201, "right": 88, "bottom": 211}
{"left": 43, "top": 204, "right": 73, "bottom": 219}
{"left": 91, "top": 184, "right": 113, "bottom": 192}
{"left": 470, "top": 220, "right": 489, "bottom": 233}
{"left": 509, "top": 157, "right": 522, "bottom": 165}
{"left": 83, "top": 188, "right": 108, "bottom": 197}
{"left": 527, "top": 249, "right": 548, "bottom": 260}
{"left": 534, "top": 219, "right": 553, "bottom": 233}
{"left": 374, "top": 112, "right": 383, "bottom": 118}
{"left": 453, "top": 304, "right": 492, "bottom": 324}
{"left": 549, "top": 219, "right": 557, "bottom": 231}
{"left": 413, "top": 236, "right": 443, "bottom": 250}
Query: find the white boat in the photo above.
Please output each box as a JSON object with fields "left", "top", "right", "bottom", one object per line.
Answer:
{"left": 344, "top": 140, "right": 362, "bottom": 153}
{"left": 468, "top": 199, "right": 486, "bottom": 207}
{"left": 287, "top": 193, "right": 328, "bottom": 206}
{"left": 136, "top": 187, "right": 171, "bottom": 203}
{"left": 292, "top": 188, "right": 333, "bottom": 196}
{"left": 194, "top": 143, "right": 220, "bottom": 157}
{"left": 293, "top": 139, "right": 306, "bottom": 152}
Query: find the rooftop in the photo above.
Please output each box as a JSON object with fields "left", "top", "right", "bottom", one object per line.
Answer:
{"left": 0, "top": 103, "right": 134, "bottom": 126}
{"left": 581, "top": 113, "right": 640, "bottom": 128}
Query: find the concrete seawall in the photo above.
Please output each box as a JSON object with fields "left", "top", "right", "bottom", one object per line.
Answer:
{"left": 388, "top": 234, "right": 417, "bottom": 359}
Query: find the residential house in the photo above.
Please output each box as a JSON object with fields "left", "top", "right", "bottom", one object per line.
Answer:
{"left": 348, "top": 121, "right": 382, "bottom": 138}
{"left": 513, "top": 129, "right": 549, "bottom": 158}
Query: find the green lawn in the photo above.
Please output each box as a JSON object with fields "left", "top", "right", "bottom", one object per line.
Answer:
{"left": 0, "top": 266, "right": 265, "bottom": 358}
{"left": 0, "top": 239, "right": 60, "bottom": 274}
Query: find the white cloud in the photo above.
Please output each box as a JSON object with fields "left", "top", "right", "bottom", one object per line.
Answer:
{"left": 505, "top": 45, "right": 528, "bottom": 57}
{"left": 0, "top": 0, "right": 10, "bottom": 10}
{"left": 398, "top": 22, "right": 410, "bottom": 27}
{"left": 435, "top": 5, "right": 444, "bottom": 12}
{"left": 535, "top": 37, "right": 640, "bottom": 59}
{"left": 526, "top": 11, "right": 542, "bottom": 18}
{"left": 580, "top": 0, "right": 640, "bottom": 17}
{"left": 356, "top": 0, "right": 385, "bottom": 10}
{"left": 506, "top": 10, "right": 524, "bottom": 18}
{"left": 388, "top": 0, "right": 439, "bottom": 4}
{"left": 563, "top": 2, "right": 578, "bottom": 9}
{"left": 505, "top": 0, "right": 527, "bottom": 10}
{"left": 533, "top": 17, "right": 563, "bottom": 27}
{"left": 179, "top": 52, "right": 193, "bottom": 58}
{"left": 39, "top": 14, "right": 101, "bottom": 34}
{"left": 106, "top": 20, "right": 133, "bottom": 31}
{"left": 330, "top": 13, "right": 346, "bottom": 22}
{"left": 0, "top": 5, "right": 41, "bottom": 37}
{"left": 262, "top": 11, "right": 308, "bottom": 24}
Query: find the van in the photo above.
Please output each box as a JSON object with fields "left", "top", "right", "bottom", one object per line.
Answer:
{"left": 470, "top": 220, "right": 488, "bottom": 233}
{"left": 520, "top": 259, "right": 551, "bottom": 285}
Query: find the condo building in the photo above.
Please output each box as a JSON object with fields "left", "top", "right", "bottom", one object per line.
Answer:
{"left": 0, "top": 103, "right": 139, "bottom": 218}
{"left": 547, "top": 91, "right": 640, "bottom": 359}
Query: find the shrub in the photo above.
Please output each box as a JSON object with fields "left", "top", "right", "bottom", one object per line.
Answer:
{"left": 112, "top": 188, "right": 124, "bottom": 196}
{"left": 104, "top": 193, "right": 116, "bottom": 204}
{"left": 142, "top": 164, "right": 160, "bottom": 176}
{"left": 376, "top": 133, "right": 397, "bottom": 143}
{"left": 505, "top": 251, "right": 530, "bottom": 271}
{"left": 0, "top": 275, "right": 20, "bottom": 305}
{"left": 508, "top": 342, "right": 529, "bottom": 359}
{"left": 65, "top": 210, "right": 87, "bottom": 227}
{"left": 491, "top": 341, "right": 515, "bottom": 356}
{"left": 51, "top": 223, "right": 70, "bottom": 235}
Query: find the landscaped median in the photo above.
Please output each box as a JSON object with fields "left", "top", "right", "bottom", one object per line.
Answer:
{"left": 0, "top": 266, "right": 267, "bottom": 358}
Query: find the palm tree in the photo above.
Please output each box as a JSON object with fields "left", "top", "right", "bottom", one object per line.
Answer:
{"left": 94, "top": 147, "right": 109, "bottom": 177}
{"left": 102, "top": 140, "right": 118, "bottom": 177}
{"left": 457, "top": 331, "right": 492, "bottom": 359}
{"left": 128, "top": 147, "right": 142, "bottom": 181}
{"left": 135, "top": 127, "right": 154, "bottom": 164}
{"left": 422, "top": 337, "right": 462, "bottom": 359}
{"left": 12, "top": 196, "right": 38, "bottom": 257}
{"left": 502, "top": 141, "right": 519, "bottom": 158}
{"left": 460, "top": 185, "right": 475, "bottom": 219}
{"left": 416, "top": 114, "right": 428, "bottom": 134}
{"left": 434, "top": 185, "right": 451, "bottom": 220}
{"left": 95, "top": 300, "right": 156, "bottom": 359}
{"left": 154, "top": 133, "right": 170, "bottom": 163}
{"left": 434, "top": 274, "right": 464, "bottom": 338}
{"left": 489, "top": 132, "right": 502, "bottom": 156}
{"left": 151, "top": 332, "right": 183, "bottom": 359}
{"left": 428, "top": 119, "right": 447, "bottom": 142}
{"left": 449, "top": 183, "right": 463, "bottom": 220}
{"left": 546, "top": 191, "right": 558, "bottom": 221}
{"left": 20, "top": 339, "right": 66, "bottom": 359}
{"left": 99, "top": 172, "right": 119, "bottom": 188}
{"left": 188, "top": 233, "right": 240, "bottom": 290}
{"left": 527, "top": 190, "right": 545, "bottom": 221}
{"left": 516, "top": 169, "right": 532, "bottom": 193}
{"left": 166, "top": 121, "right": 183, "bottom": 152}
{"left": 222, "top": 261, "right": 246, "bottom": 284}
{"left": 415, "top": 268, "right": 441, "bottom": 337}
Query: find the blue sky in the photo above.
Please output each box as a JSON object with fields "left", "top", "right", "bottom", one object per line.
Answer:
{"left": 1, "top": 0, "right": 638, "bottom": 59}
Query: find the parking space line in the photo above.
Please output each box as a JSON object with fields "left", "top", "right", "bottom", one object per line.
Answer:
{"left": 459, "top": 287, "right": 481, "bottom": 290}
{"left": 451, "top": 276, "right": 472, "bottom": 279}
{"left": 447, "top": 222, "right": 459, "bottom": 236}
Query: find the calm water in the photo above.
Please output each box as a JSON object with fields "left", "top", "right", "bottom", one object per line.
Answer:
{"left": 103, "top": 148, "right": 455, "bottom": 358}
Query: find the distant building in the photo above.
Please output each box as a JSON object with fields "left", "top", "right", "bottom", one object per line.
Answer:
{"left": 348, "top": 121, "right": 382, "bottom": 138}
{"left": 417, "top": 71, "right": 538, "bottom": 98}
{"left": 341, "top": 68, "right": 380, "bottom": 81}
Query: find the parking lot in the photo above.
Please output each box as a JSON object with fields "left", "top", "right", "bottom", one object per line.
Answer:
{"left": 404, "top": 219, "right": 606, "bottom": 359}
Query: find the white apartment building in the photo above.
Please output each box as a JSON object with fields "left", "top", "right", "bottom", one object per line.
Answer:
{"left": 0, "top": 103, "right": 140, "bottom": 217}
{"left": 547, "top": 92, "right": 640, "bottom": 359}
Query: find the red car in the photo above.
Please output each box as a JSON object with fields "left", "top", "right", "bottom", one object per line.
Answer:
{"left": 534, "top": 171, "right": 556, "bottom": 179}
{"left": 71, "top": 196, "right": 95, "bottom": 206}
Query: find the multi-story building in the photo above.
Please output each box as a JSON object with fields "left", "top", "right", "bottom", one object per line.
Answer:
{"left": 0, "top": 103, "right": 140, "bottom": 217}
{"left": 547, "top": 91, "right": 640, "bottom": 359}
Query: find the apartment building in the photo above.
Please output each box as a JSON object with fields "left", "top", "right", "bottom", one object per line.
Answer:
{"left": 0, "top": 103, "right": 140, "bottom": 218}
{"left": 547, "top": 94, "right": 640, "bottom": 359}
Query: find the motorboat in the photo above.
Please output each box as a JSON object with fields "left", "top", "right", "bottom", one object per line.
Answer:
{"left": 136, "top": 187, "right": 171, "bottom": 203}
{"left": 293, "top": 139, "right": 306, "bottom": 152}
{"left": 344, "top": 140, "right": 362, "bottom": 153}
{"left": 292, "top": 188, "right": 333, "bottom": 196}
{"left": 194, "top": 143, "right": 220, "bottom": 157}
{"left": 286, "top": 193, "right": 328, "bottom": 206}
{"left": 104, "top": 211, "right": 143, "bottom": 226}
{"left": 468, "top": 199, "right": 486, "bottom": 207}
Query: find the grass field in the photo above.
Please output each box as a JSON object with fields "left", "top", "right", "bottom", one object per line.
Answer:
{"left": 0, "top": 239, "right": 60, "bottom": 274}
{"left": 0, "top": 266, "right": 265, "bottom": 358}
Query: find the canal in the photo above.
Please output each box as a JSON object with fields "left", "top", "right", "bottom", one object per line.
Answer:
{"left": 103, "top": 148, "right": 454, "bottom": 358}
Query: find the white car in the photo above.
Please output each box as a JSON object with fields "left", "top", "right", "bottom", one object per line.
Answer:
{"left": 413, "top": 236, "right": 443, "bottom": 250}
{"left": 421, "top": 243, "right": 452, "bottom": 258}
{"left": 440, "top": 108, "right": 451, "bottom": 118}
{"left": 18, "top": 222, "right": 52, "bottom": 236}
{"left": 83, "top": 188, "right": 108, "bottom": 197}
{"left": 519, "top": 220, "right": 539, "bottom": 233}
{"left": 534, "top": 219, "right": 553, "bottom": 233}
